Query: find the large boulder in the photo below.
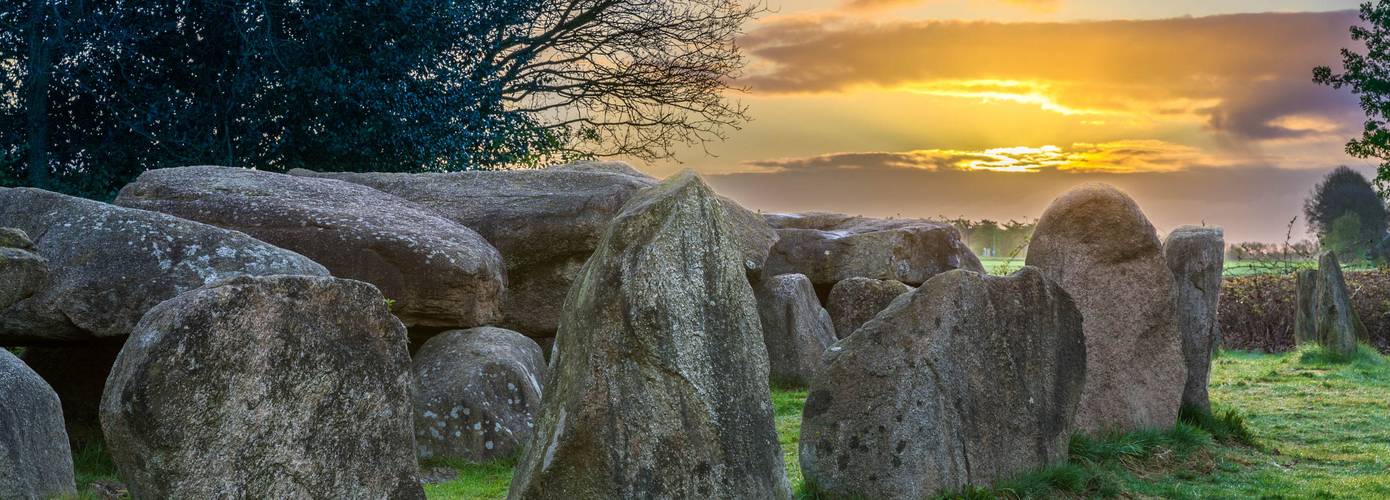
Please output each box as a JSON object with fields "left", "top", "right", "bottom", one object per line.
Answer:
{"left": 1163, "top": 226, "right": 1225, "bottom": 412}
{"left": 1026, "top": 183, "right": 1184, "bottom": 433}
{"left": 825, "top": 277, "right": 913, "bottom": 339}
{"left": 413, "top": 327, "right": 546, "bottom": 462}
{"left": 293, "top": 162, "right": 775, "bottom": 337}
{"left": 0, "top": 228, "right": 47, "bottom": 310}
{"left": 0, "top": 188, "right": 329, "bottom": 343}
{"left": 116, "top": 166, "right": 504, "bottom": 328}
{"left": 508, "top": 171, "right": 790, "bottom": 499}
{"left": 100, "top": 275, "right": 423, "bottom": 499}
{"left": 753, "top": 274, "right": 836, "bottom": 387}
{"left": 1296, "top": 252, "right": 1369, "bottom": 357}
{"left": 0, "top": 349, "right": 76, "bottom": 499}
{"left": 800, "top": 268, "right": 1086, "bottom": 498}
{"left": 763, "top": 213, "right": 983, "bottom": 295}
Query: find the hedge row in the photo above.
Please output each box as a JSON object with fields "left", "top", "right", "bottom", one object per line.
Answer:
{"left": 1219, "top": 270, "right": 1390, "bottom": 353}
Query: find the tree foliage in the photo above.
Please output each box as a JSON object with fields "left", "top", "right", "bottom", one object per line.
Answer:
{"left": 1304, "top": 166, "right": 1388, "bottom": 261}
{"left": 1, "top": 0, "right": 758, "bottom": 198}
{"left": 1315, "top": 0, "right": 1390, "bottom": 196}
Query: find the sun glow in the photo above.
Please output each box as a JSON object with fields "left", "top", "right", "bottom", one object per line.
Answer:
{"left": 902, "top": 79, "right": 1115, "bottom": 116}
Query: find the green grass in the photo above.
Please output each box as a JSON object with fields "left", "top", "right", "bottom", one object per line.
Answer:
{"left": 72, "top": 348, "right": 1390, "bottom": 499}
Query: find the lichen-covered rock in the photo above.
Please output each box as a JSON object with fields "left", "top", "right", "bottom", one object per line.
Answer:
{"left": 508, "top": 171, "right": 791, "bottom": 499}
{"left": 293, "top": 163, "right": 775, "bottom": 337}
{"left": 0, "top": 349, "right": 76, "bottom": 499}
{"left": 753, "top": 274, "right": 836, "bottom": 387}
{"left": 763, "top": 213, "right": 983, "bottom": 294}
{"left": 825, "top": 277, "right": 913, "bottom": 339}
{"left": 0, "top": 227, "right": 47, "bottom": 310}
{"left": 100, "top": 275, "right": 423, "bottom": 499}
{"left": 1298, "top": 252, "right": 1369, "bottom": 357}
{"left": 1164, "top": 226, "right": 1225, "bottom": 412}
{"left": 115, "top": 166, "right": 504, "bottom": 328}
{"left": 0, "top": 188, "right": 328, "bottom": 343}
{"left": 1026, "top": 183, "right": 1184, "bottom": 433}
{"left": 800, "top": 268, "right": 1086, "bottom": 498}
{"left": 413, "top": 327, "right": 546, "bottom": 462}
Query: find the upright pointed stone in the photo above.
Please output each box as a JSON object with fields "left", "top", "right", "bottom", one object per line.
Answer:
{"left": 1313, "top": 252, "right": 1368, "bottom": 357}
{"left": 1026, "top": 184, "right": 1184, "bottom": 433}
{"left": 0, "top": 350, "right": 76, "bottom": 499}
{"left": 508, "top": 171, "right": 790, "bottom": 499}
{"left": 1164, "top": 226, "right": 1225, "bottom": 413}
{"left": 799, "top": 268, "right": 1086, "bottom": 498}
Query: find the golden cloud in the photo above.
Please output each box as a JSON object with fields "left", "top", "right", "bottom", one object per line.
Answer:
{"left": 744, "top": 140, "right": 1231, "bottom": 174}
{"left": 741, "top": 11, "right": 1362, "bottom": 141}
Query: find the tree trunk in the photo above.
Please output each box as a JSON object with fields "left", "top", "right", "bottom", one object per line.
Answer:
{"left": 23, "top": 0, "right": 52, "bottom": 190}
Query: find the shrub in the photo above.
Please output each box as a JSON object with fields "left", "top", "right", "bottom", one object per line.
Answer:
{"left": 1218, "top": 270, "right": 1390, "bottom": 353}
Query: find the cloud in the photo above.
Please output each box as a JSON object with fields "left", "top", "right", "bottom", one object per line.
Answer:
{"left": 740, "top": 11, "right": 1362, "bottom": 142}
{"left": 745, "top": 140, "right": 1229, "bottom": 174}
{"left": 709, "top": 152, "right": 1366, "bottom": 243}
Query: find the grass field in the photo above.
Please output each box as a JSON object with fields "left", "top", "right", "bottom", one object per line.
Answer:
{"left": 70, "top": 348, "right": 1390, "bottom": 498}
{"left": 980, "top": 256, "right": 1382, "bottom": 277}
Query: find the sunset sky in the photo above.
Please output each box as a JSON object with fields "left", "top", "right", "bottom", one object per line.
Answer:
{"left": 650, "top": 0, "right": 1375, "bottom": 243}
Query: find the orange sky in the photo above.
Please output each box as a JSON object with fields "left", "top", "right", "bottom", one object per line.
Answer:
{"left": 643, "top": 0, "right": 1376, "bottom": 243}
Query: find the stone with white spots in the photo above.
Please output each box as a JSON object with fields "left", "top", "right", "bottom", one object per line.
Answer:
{"left": 116, "top": 166, "right": 505, "bottom": 328}
{"left": 0, "top": 188, "right": 327, "bottom": 343}
{"left": 508, "top": 171, "right": 791, "bottom": 499}
{"left": 412, "top": 327, "right": 546, "bottom": 462}
{"left": 0, "top": 228, "right": 47, "bottom": 311}
{"left": 100, "top": 275, "right": 423, "bottom": 499}
{"left": 764, "top": 213, "right": 983, "bottom": 294}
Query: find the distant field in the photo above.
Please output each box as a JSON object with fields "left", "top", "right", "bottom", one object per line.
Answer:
{"left": 982, "top": 256, "right": 1381, "bottom": 277}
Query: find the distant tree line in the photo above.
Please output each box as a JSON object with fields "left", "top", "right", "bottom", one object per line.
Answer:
{"left": 943, "top": 218, "right": 1037, "bottom": 259}
{"left": 0, "top": 0, "right": 759, "bottom": 198}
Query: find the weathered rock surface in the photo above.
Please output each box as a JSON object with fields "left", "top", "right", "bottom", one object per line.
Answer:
{"left": 100, "top": 275, "right": 423, "bottom": 499}
{"left": 763, "top": 213, "right": 983, "bottom": 294}
{"left": 115, "top": 166, "right": 504, "bottom": 328}
{"left": 413, "top": 327, "right": 546, "bottom": 462}
{"left": 508, "top": 171, "right": 790, "bottom": 499}
{"left": 800, "top": 268, "right": 1086, "bottom": 498}
{"left": 825, "top": 277, "right": 913, "bottom": 339}
{"left": 1297, "top": 252, "right": 1369, "bottom": 357}
{"left": 0, "top": 228, "right": 47, "bottom": 310}
{"left": 753, "top": 274, "right": 836, "bottom": 386}
{"left": 0, "top": 349, "right": 76, "bottom": 499}
{"left": 0, "top": 188, "right": 328, "bottom": 343}
{"left": 1164, "top": 226, "right": 1225, "bottom": 412}
{"left": 1026, "top": 183, "right": 1184, "bottom": 433}
{"left": 294, "top": 163, "right": 776, "bottom": 337}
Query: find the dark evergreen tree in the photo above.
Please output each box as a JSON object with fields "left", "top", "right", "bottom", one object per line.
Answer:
{"left": 1304, "top": 166, "right": 1389, "bottom": 261}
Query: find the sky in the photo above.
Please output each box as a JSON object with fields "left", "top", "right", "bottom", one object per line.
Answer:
{"left": 641, "top": 0, "right": 1376, "bottom": 243}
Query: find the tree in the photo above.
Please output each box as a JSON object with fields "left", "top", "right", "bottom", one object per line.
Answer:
{"left": 1304, "top": 166, "right": 1388, "bottom": 261}
{"left": 0, "top": 0, "right": 758, "bottom": 198}
{"left": 1315, "top": 0, "right": 1390, "bottom": 196}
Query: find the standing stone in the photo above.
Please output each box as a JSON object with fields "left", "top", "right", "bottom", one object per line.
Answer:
{"left": 115, "top": 166, "right": 505, "bottom": 328}
{"left": 413, "top": 327, "right": 547, "bottom": 462}
{"left": 753, "top": 274, "right": 836, "bottom": 387}
{"left": 0, "top": 228, "right": 47, "bottom": 310}
{"left": 800, "top": 268, "right": 1086, "bottom": 498}
{"left": 0, "top": 188, "right": 329, "bottom": 344}
{"left": 508, "top": 171, "right": 790, "bottom": 500}
{"left": 293, "top": 162, "right": 776, "bottom": 337}
{"left": 100, "top": 275, "right": 423, "bottom": 499}
{"left": 825, "top": 277, "right": 913, "bottom": 339}
{"left": 1164, "top": 226, "right": 1225, "bottom": 413}
{"left": 0, "top": 349, "right": 76, "bottom": 499}
{"left": 1311, "top": 252, "right": 1369, "bottom": 357}
{"left": 764, "top": 213, "right": 983, "bottom": 295}
{"left": 1026, "top": 183, "right": 1184, "bottom": 433}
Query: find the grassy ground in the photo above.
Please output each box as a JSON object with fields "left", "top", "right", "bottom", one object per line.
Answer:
{"left": 70, "top": 348, "right": 1390, "bottom": 498}
{"left": 980, "top": 256, "right": 1381, "bottom": 278}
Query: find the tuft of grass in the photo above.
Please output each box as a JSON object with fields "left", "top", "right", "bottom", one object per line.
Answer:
{"left": 1179, "top": 404, "right": 1257, "bottom": 446}
{"left": 1297, "top": 343, "right": 1387, "bottom": 367}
